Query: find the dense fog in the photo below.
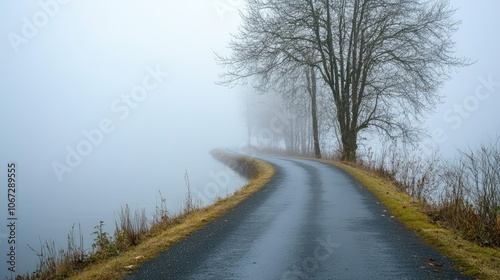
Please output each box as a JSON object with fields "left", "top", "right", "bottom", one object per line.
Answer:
{"left": 0, "top": 0, "right": 499, "bottom": 276}
{"left": 0, "top": 0, "right": 248, "bottom": 275}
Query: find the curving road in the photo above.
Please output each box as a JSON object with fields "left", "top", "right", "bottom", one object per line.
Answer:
{"left": 125, "top": 154, "right": 467, "bottom": 279}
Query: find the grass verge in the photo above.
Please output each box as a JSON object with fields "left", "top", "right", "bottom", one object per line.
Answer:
{"left": 320, "top": 159, "right": 500, "bottom": 279}
{"left": 64, "top": 152, "right": 274, "bottom": 280}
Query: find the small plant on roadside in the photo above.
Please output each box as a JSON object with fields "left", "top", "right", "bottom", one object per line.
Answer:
{"left": 25, "top": 239, "right": 59, "bottom": 280}
{"left": 154, "top": 191, "right": 170, "bottom": 222}
{"left": 150, "top": 191, "right": 172, "bottom": 233}
{"left": 115, "top": 205, "right": 149, "bottom": 248}
{"left": 91, "top": 221, "right": 119, "bottom": 260}
{"left": 58, "top": 223, "right": 88, "bottom": 275}
{"left": 184, "top": 170, "right": 194, "bottom": 213}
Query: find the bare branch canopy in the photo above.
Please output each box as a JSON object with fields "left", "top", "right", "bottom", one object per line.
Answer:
{"left": 217, "top": 0, "right": 469, "bottom": 161}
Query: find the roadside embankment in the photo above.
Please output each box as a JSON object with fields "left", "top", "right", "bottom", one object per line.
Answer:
{"left": 210, "top": 149, "right": 261, "bottom": 179}
{"left": 31, "top": 151, "right": 275, "bottom": 280}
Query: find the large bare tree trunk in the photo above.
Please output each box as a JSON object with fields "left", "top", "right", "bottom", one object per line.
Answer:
{"left": 340, "top": 129, "right": 357, "bottom": 162}
{"left": 307, "top": 65, "right": 321, "bottom": 158}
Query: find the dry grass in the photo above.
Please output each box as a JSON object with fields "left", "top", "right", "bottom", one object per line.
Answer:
{"left": 66, "top": 154, "right": 275, "bottom": 280}
{"left": 321, "top": 159, "right": 500, "bottom": 279}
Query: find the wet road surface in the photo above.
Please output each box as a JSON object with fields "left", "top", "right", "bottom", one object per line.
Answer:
{"left": 125, "top": 154, "right": 467, "bottom": 279}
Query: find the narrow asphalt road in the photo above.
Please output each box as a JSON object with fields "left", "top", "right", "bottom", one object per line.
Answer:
{"left": 125, "top": 154, "right": 467, "bottom": 279}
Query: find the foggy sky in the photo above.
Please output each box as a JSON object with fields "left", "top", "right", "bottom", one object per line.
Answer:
{"left": 425, "top": 0, "right": 500, "bottom": 154}
{"left": 0, "top": 2, "right": 247, "bottom": 191}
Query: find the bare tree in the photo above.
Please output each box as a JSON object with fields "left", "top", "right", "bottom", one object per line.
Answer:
{"left": 217, "top": 0, "right": 468, "bottom": 162}
{"left": 246, "top": 90, "right": 313, "bottom": 155}
{"left": 276, "top": 64, "right": 323, "bottom": 157}
{"left": 305, "top": 64, "right": 322, "bottom": 158}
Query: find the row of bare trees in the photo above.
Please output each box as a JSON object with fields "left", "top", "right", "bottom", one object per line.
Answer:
{"left": 244, "top": 88, "right": 333, "bottom": 156}
{"left": 217, "top": 0, "right": 467, "bottom": 161}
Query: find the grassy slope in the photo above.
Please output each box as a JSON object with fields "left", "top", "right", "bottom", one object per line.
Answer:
{"left": 323, "top": 160, "right": 500, "bottom": 279}
{"left": 68, "top": 155, "right": 275, "bottom": 280}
